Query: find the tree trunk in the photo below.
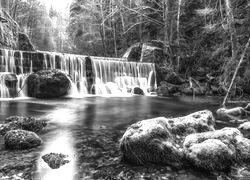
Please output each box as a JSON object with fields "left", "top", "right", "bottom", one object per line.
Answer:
{"left": 163, "top": 0, "right": 170, "bottom": 63}
{"left": 225, "top": 0, "right": 237, "bottom": 60}
{"left": 176, "top": 0, "right": 182, "bottom": 71}
{"left": 111, "top": 0, "right": 118, "bottom": 57}
{"left": 100, "top": 0, "right": 107, "bottom": 56}
{"left": 222, "top": 38, "right": 250, "bottom": 107}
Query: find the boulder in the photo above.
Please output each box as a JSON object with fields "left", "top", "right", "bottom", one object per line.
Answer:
{"left": 17, "top": 33, "right": 35, "bottom": 51}
{"left": 122, "top": 43, "right": 142, "bottom": 62}
{"left": 140, "top": 43, "right": 164, "bottom": 63}
{"left": 5, "top": 115, "right": 25, "bottom": 123}
{"left": 42, "top": 153, "right": 70, "bottom": 169}
{"left": 165, "top": 73, "right": 185, "bottom": 85}
{"left": 184, "top": 127, "right": 250, "bottom": 171}
{"left": 27, "top": 69, "right": 71, "bottom": 98}
{"left": 132, "top": 87, "right": 144, "bottom": 95}
{"left": 21, "top": 116, "right": 47, "bottom": 132}
{"left": 238, "top": 122, "right": 250, "bottom": 139}
{"left": 120, "top": 110, "right": 215, "bottom": 167}
{"left": 167, "top": 110, "right": 215, "bottom": 136}
{"left": 120, "top": 117, "right": 184, "bottom": 167}
{"left": 4, "top": 130, "right": 42, "bottom": 150}
{"left": 0, "top": 121, "right": 22, "bottom": 136}
{"left": 216, "top": 107, "right": 247, "bottom": 121}
{"left": 156, "top": 82, "right": 182, "bottom": 96}
{"left": 184, "top": 139, "right": 234, "bottom": 171}
{"left": 0, "top": 116, "right": 47, "bottom": 136}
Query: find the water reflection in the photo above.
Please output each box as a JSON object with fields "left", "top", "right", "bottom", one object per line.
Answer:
{"left": 0, "top": 97, "right": 222, "bottom": 180}
{"left": 83, "top": 100, "right": 96, "bottom": 129}
{"left": 37, "top": 130, "right": 76, "bottom": 180}
{"left": 37, "top": 106, "right": 80, "bottom": 180}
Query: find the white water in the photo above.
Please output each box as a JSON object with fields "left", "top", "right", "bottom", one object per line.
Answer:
{"left": 0, "top": 49, "right": 31, "bottom": 98}
{"left": 91, "top": 58, "right": 157, "bottom": 95}
{"left": 0, "top": 49, "right": 157, "bottom": 98}
{"left": 40, "top": 51, "right": 88, "bottom": 97}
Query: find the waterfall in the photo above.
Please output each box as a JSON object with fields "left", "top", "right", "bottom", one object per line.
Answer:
{"left": 91, "top": 57, "right": 157, "bottom": 95}
{"left": 0, "top": 49, "right": 157, "bottom": 98}
{"left": 0, "top": 73, "right": 10, "bottom": 98}
{"left": 0, "top": 49, "right": 31, "bottom": 98}
{"left": 40, "top": 51, "right": 88, "bottom": 97}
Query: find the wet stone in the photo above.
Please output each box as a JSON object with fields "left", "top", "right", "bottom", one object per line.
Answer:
{"left": 42, "top": 153, "right": 70, "bottom": 169}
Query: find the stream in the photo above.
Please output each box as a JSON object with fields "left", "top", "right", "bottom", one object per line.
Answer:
{"left": 0, "top": 96, "right": 248, "bottom": 179}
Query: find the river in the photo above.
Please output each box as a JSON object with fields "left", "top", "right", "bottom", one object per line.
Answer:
{"left": 0, "top": 96, "right": 247, "bottom": 180}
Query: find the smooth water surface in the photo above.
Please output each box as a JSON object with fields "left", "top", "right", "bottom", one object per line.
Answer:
{"left": 0, "top": 96, "right": 227, "bottom": 179}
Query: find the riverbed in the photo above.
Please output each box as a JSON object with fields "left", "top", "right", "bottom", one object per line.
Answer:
{"left": 0, "top": 96, "right": 249, "bottom": 179}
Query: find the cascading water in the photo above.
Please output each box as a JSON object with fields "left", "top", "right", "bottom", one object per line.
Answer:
{"left": 0, "top": 48, "right": 157, "bottom": 98}
{"left": 0, "top": 49, "right": 31, "bottom": 98}
{"left": 40, "top": 51, "right": 88, "bottom": 97}
{"left": 0, "top": 73, "right": 10, "bottom": 98}
{"left": 91, "top": 57, "right": 157, "bottom": 95}
{"left": 0, "top": 49, "right": 89, "bottom": 98}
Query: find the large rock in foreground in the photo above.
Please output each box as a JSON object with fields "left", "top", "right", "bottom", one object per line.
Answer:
{"left": 27, "top": 69, "right": 71, "bottom": 98}
{"left": 120, "top": 110, "right": 215, "bottom": 167}
{"left": 184, "top": 128, "right": 250, "bottom": 171}
{"left": 5, "top": 130, "right": 42, "bottom": 150}
{"left": 42, "top": 153, "right": 70, "bottom": 169}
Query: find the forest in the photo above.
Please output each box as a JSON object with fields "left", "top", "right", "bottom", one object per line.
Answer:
{"left": 1, "top": 0, "right": 250, "bottom": 99}
{"left": 1, "top": 0, "right": 250, "bottom": 180}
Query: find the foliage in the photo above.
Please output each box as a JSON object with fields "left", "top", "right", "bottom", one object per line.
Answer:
{"left": 68, "top": 0, "right": 250, "bottom": 81}
{"left": 1, "top": 0, "right": 72, "bottom": 52}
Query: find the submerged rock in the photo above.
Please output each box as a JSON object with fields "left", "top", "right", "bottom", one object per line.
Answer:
{"left": 120, "top": 110, "right": 215, "bottom": 167}
{"left": 238, "top": 122, "right": 250, "bottom": 139}
{"left": 0, "top": 121, "right": 22, "bottom": 136}
{"left": 0, "top": 116, "right": 47, "bottom": 136}
{"left": 5, "top": 130, "right": 42, "bottom": 150}
{"left": 5, "top": 116, "right": 25, "bottom": 123}
{"left": 42, "top": 153, "right": 70, "bottom": 169}
{"left": 27, "top": 69, "right": 71, "bottom": 99}
{"left": 216, "top": 107, "right": 247, "bottom": 121}
{"left": 184, "top": 127, "right": 250, "bottom": 171}
{"left": 21, "top": 116, "right": 47, "bottom": 132}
